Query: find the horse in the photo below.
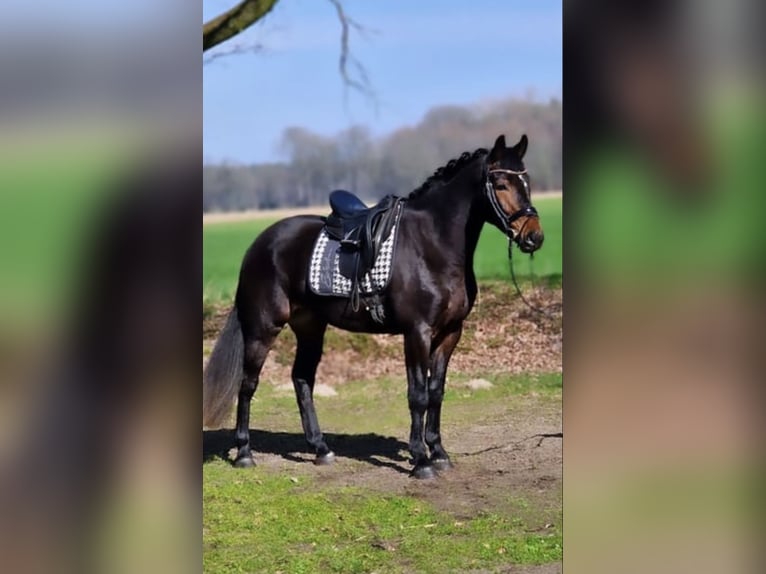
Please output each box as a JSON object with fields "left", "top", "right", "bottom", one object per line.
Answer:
{"left": 203, "top": 134, "right": 544, "bottom": 479}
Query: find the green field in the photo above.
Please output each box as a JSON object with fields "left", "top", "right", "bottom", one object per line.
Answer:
{"left": 203, "top": 196, "right": 562, "bottom": 303}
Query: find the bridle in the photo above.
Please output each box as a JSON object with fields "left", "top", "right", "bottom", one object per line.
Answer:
{"left": 484, "top": 168, "right": 539, "bottom": 239}
{"left": 485, "top": 167, "right": 553, "bottom": 318}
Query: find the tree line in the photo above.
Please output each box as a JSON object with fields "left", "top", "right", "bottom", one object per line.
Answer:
{"left": 204, "top": 97, "right": 561, "bottom": 212}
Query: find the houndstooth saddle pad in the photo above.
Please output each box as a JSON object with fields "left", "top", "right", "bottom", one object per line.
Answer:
{"left": 308, "top": 218, "right": 401, "bottom": 297}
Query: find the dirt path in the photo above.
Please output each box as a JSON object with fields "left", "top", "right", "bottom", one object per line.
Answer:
{"left": 204, "top": 396, "right": 560, "bottom": 516}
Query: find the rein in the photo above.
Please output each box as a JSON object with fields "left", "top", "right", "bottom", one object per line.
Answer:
{"left": 507, "top": 240, "right": 555, "bottom": 318}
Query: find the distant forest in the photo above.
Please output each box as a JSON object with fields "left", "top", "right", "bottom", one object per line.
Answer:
{"left": 204, "top": 97, "right": 562, "bottom": 212}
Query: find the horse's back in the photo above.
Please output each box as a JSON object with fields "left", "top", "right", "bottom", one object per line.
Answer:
{"left": 242, "top": 214, "right": 322, "bottom": 266}
{"left": 237, "top": 215, "right": 323, "bottom": 305}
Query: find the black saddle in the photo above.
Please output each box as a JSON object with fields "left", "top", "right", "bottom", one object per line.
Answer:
{"left": 324, "top": 190, "right": 403, "bottom": 283}
{"left": 329, "top": 189, "right": 369, "bottom": 219}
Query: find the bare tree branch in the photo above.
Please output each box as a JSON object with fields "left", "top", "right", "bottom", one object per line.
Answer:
{"left": 326, "top": 0, "right": 377, "bottom": 106}
{"left": 203, "top": 0, "right": 280, "bottom": 52}
{"left": 204, "top": 43, "right": 264, "bottom": 66}
{"left": 203, "top": 0, "right": 377, "bottom": 105}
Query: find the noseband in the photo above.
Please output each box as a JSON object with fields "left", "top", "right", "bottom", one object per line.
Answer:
{"left": 484, "top": 168, "right": 539, "bottom": 238}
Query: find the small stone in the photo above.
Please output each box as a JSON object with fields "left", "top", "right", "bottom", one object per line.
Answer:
{"left": 313, "top": 383, "right": 338, "bottom": 397}
{"left": 465, "top": 378, "right": 493, "bottom": 390}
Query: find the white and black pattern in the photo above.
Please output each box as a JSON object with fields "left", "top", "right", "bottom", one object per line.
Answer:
{"left": 308, "top": 219, "right": 400, "bottom": 297}
{"left": 308, "top": 232, "right": 330, "bottom": 291}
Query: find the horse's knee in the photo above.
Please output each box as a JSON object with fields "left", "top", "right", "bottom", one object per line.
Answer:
{"left": 427, "top": 387, "right": 443, "bottom": 407}
{"left": 407, "top": 385, "right": 429, "bottom": 412}
{"left": 408, "top": 395, "right": 428, "bottom": 413}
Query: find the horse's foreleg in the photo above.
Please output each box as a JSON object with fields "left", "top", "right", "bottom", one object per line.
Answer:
{"left": 291, "top": 322, "right": 334, "bottom": 464}
{"left": 404, "top": 325, "right": 436, "bottom": 479}
{"left": 426, "top": 325, "right": 463, "bottom": 471}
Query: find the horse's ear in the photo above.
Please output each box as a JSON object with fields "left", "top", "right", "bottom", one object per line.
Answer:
{"left": 513, "top": 134, "right": 529, "bottom": 159}
{"left": 489, "top": 134, "right": 506, "bottom": 160}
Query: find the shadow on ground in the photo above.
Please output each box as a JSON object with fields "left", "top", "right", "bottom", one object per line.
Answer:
{"left": 203, "top": 429, "right": 412, "bottom": 474}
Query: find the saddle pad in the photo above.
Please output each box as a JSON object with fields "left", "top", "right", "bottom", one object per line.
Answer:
{"left": 308, "top": 220, "right": 400, "bottom": 297}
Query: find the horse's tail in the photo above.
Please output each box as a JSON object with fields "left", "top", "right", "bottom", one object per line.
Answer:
{"left": 203, "top": 307, "right": 244, "bottom": 428}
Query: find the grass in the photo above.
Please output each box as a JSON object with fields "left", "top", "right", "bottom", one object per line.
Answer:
{"left": 204, "top": 468, "right": 561, "bottom": 574}
{"left": 244, "top": 372, "right": 561, "bottom": 439}
{"left": 204, "top": 372, "right": 562, "bottom": 573}
{"left": 203, "top": 196, "right": 562, "bottom": 303}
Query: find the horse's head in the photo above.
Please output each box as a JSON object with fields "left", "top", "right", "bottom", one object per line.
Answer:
{"left": 484, "top": 134, "right": 544, "bottom": 254}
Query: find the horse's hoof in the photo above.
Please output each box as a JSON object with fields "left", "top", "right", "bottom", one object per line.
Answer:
{"left": 233, "top": 456, "right": 256, "bottom": 468}
{"left": 431, "top": 458, "right": 453, "bottom": 471}
{"left": 410, "top": 464, "right": 438, "bottom": 480}
{"left": 314, "top": 451, "right": 336, "bottom": 466}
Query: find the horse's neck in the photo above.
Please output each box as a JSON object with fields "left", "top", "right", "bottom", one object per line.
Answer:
{"left": 419, "top": 168, "right": 486, "bottom": 264}
{"left": 464, "top": 200, "right": 486, "bottom": 259}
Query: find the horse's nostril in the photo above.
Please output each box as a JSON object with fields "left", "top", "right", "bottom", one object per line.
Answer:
{"left": 525, "top": 231, "right": 543, "bottom": 248}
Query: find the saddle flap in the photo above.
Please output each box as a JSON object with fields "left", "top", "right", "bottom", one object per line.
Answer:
{"left": 337, "top": 249, "right": 360, "bottom": 280}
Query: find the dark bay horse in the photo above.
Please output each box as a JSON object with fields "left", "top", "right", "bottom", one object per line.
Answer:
{"left": 203, "top": 134, "right": 544, "bottom": 478}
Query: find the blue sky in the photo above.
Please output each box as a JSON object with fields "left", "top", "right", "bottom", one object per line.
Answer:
{"left": 203, "top": 0, "right": 561, "bottom": 163}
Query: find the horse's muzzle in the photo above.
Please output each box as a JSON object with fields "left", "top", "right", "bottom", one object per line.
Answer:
{"left": 518, "top": 229, "right": 544, "bottom": 253}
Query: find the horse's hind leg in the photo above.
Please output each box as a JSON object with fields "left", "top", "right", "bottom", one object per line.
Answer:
{"left": 233, "top": 294, "right": 288, "bottom": 467}
{"left": 233, "top": 336, "right": 273, "bottom": 467}
{"left": 290, "top": 315, "right": 334, "bottom": 464}
{"left": 426, "top": 325, "right": 463, "bottom": 471}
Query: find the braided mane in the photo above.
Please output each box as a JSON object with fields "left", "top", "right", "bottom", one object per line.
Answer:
{"left": 408, "top": 148, "right": 488, "bottom": 199}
